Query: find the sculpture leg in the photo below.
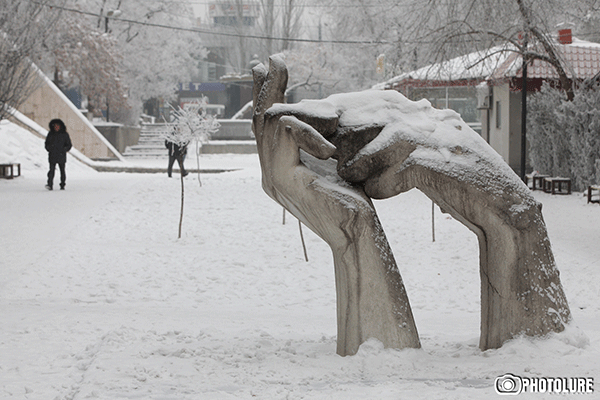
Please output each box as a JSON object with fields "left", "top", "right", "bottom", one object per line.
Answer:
{"left": 363, "top": 163, "right": 571, "bottom": 350}
{"left": 263, "top": 116, "right": 421, "bottom": 356}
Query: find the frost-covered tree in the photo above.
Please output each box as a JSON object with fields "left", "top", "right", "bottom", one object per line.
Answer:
{"left": 400, "top": 0, "right": 600, "bottom": 100}
{"left": 162, "top": 99, "right": 219, "bottom": 238}
{"left": 323, "top": 0, "right": 416, "bottom": 89}
{"left": 201, "top": 0, "right": 255, "bottom": 73}
{"left": 43, "top": 0, "right": 205, "bottom": 125}
{"left": 287, "top": 0, "right": 437, "bottom": 95}
{"left": 527, "top": 84, "right": 564, "bottom": 175}
{"left": 308, "top": 0, "right": 600, "bottom": 98}
{"left": 45, "top": 12, "right": 128, "bottom": 119}
{"left": 204, "top": 0, "right": 305, "bottom": 75}
{"left": 262, "top": 0, "right": 304, "bottom": 53}
{"left": 282, "top": 45, "right": 342, "bottom": 98}
{"left": 528, "top": 81, "right": 600, "bottom": 190}
{"left": 0, "top": 1, "right": 61, "bottom": 120}
{"left": 108, "top": 0, "right": 205, "bottom": 124}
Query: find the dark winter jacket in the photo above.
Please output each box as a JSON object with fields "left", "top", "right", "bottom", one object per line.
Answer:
{"left": 45, "top": 119, "right": 72, "bottom": 164}
{"left": 165, "top": 140, "right": 187, "bottom": 158}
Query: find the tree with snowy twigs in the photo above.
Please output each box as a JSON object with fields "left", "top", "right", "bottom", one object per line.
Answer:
{"left": 48, "top": 12, "right": 128, "bottom": 119}
{"left": 528, "top": 81, "right": 600, "bottom": 191}
{"left": 162, "top": 99, "right": 219, "bottom": 239}
{"left": 0, "top": 1, "right": 60, "bottom": 120}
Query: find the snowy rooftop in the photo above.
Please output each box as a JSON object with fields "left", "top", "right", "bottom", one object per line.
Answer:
{"left": 375, "top": 36, "right": 600, "bottom": 89}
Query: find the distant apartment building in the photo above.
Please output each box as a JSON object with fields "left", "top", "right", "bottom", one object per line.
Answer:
{"left": 208, "top": 1, "right": 260, "bottom": 26}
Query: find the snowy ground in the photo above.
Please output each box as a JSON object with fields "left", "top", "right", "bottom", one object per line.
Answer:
{"left": 1, "top": 120, "right": 599, "bottom": 399}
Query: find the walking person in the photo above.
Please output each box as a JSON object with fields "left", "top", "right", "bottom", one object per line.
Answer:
{"left": 165, "top": 138, "right": 189, "bottom": 178}
{"left": 45, "top": 119, "right": 72, "bottom": 190}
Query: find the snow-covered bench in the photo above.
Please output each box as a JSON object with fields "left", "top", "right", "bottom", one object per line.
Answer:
{"left": 588, "top": 185, "right": 600, "bottom": 204}
{"left": 525, "top": 173, "right": 550, "bottom": 191}
{"left": 0, "top": 163, "right": 21, "bottom": 179}
{"left": 543, "top": 177, "right": 571, "bottom": 195}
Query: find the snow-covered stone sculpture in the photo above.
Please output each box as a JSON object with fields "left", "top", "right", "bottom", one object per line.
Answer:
{"left": 252, "top": 55, "right": 571, "bottom": 356}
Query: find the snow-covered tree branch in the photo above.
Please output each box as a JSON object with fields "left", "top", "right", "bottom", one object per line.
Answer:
{"left": 164, "top": 99, "right": 220, "bottom": 149}
{"left": 0, "top": 1, "right": 60, "bottom": 120}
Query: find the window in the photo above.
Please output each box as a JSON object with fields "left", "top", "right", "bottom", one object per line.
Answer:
{"left": 408, "top": 86, "right": 482, "bottom": 134}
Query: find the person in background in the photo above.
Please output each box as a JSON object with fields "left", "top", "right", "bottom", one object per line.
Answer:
{"left": 45, "top": 118, "right": 72, "bottom": 190}
{"left": 165, "top": 137, "right": 189, "bottom": 178}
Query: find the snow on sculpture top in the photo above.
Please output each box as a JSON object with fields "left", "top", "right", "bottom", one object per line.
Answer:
{"left": 269, "top": 88, "right": 532, "bottom": 201}
{"left": 253, "top": 55, "right": 571, "bottom": 356}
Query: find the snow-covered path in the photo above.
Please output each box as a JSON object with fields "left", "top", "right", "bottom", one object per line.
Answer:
{"left": 1, "top": 122, "right": 599, "bottom": 399}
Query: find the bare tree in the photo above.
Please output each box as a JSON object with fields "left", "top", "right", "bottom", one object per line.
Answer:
{"left": 314, "top": 0, "right": 416, "bottom": 93}
{"left": 40, "top": 0, "right": 204, "bottom": 124}
{"left": 204, "top": 0, "right": 306, "bottom": 75}
{"left": 48, "top": 12, "right": 128, "bottom": 118}
{"left": 260, "top": 0, "right": 277, "bottom": 56}
{"left": 403, "top": 0, "right": 600, "bottom": 100}
{"left": 206, "top": 0, "right": 255, "bottom": 72}
{"left": 107, "top": 0, "right": 204, "bottom": 124}
{"left": 278, "top": 0, "right": 304, "bottom": 51}
{"left": 0, "top": 1, "right": 61, "bottom": 119}
{"left": 309, "top": 0, "right": 600, "bottom": 98}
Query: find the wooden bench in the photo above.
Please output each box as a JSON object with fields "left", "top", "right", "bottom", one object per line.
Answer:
{"left": 588, "top": 185, "right": 600, "bottom": 204}
{"left": 543, "top": 177, "right": 571, "bottom": 195}
{"left": 525, "top": 173, "right": 550, "bottom": 191}
{"left": 0, "top": 163, "right": 21, "bottom": 179}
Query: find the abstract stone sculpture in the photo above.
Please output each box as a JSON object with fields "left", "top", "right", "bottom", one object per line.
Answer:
{"left": 252, "top": 55, "right": 571, "bottom": 356}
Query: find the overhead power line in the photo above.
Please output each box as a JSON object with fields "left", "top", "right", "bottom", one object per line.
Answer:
{"left": 34, "top": 1, "right": 395, "bottom": 45}
{"left": 144, "top": 0, "right": 409, "bottom": 9}
{"left": 35, "top": 1, "right": 600, "bottom": 48}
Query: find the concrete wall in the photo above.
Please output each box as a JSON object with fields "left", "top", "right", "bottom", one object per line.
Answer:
{"left": 213, "top": 119, "right": 253, "bottom": 140}
{"left": 486, "top": 84, "right": 524, "bottom": 173}
{"left": 489, "top": 84, "right": 511, "bottom": 165}
{"left": 95, "top": 125, "right": 141, "bottom": 153}
{"left": 17, "top": 70, "right": 123, "bottom": 161}
{"left": 201, "top": 141, "right": 257, "bottom": 154}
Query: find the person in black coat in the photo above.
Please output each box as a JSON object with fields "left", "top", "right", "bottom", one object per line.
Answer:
{"left": 165, "top": 138, "right": 189, "bottom": 178}
{"left": 45, "top": 119, "right": 72, "bottom": 190}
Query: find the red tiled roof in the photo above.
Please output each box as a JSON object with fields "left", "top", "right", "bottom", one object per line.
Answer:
{"left": 487, "top": 40, "right": 600, "bottom": 81}
{"left": 378, "top": 38, "right": 600, "bottom": 89}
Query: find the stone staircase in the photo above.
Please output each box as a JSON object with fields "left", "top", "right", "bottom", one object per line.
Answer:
{"left": 123, "top": 121, "right": 257, "bottom": 158}
{"left": 122, "top": 123, "right": 170, "bottom": 158}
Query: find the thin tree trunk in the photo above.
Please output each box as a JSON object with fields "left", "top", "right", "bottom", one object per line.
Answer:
{"left": 178, "top": 173, "right": 184, "bottom": 239}
{"left": 298, "top": 219, "right": 308, "bottom": 262}
{"left": 431, "top": 201, "right": 435, "bottom": 242}
{"left": 195, "top": 141, "right": 202, "bottom": 187}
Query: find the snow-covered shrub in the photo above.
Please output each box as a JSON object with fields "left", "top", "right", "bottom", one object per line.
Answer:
{"left": 528, "top": 82, "right": 600, "bottom": 191}
{"left": 164, "top": 99, "right": 219, "bottom": 149}
{"left": 528, "top": 84, "right": 563, "bottom": 177}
